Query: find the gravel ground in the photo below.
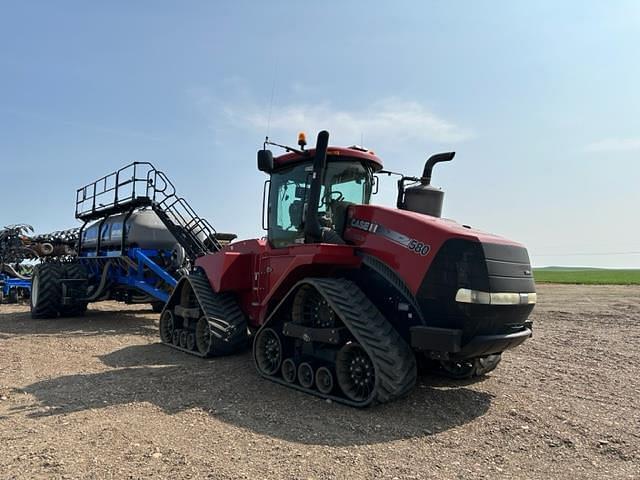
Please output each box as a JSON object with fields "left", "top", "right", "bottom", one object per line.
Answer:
{"left": 0, "top": 284, "right": 638, "bottom": 479}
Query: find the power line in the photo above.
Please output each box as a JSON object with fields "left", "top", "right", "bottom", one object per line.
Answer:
{"left": 535, "top": 251, "right": 640, "bottom": 256}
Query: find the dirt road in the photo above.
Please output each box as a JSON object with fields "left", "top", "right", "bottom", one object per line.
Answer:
{"left": 0, "top": 284, "right": 638, "bottom": 479}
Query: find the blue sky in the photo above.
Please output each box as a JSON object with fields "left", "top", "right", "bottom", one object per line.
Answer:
{"left": 1, "top": 1, "right": 639, "bottom": 267}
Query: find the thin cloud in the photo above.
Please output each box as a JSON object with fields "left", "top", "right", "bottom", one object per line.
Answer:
{"left": 584, "top": 137, "right": 640, "bottom": 153}
{"left": 0, "top": 107, "right": 165, "bottom": 142}
{"left": 209, "top": 96, "right": 473, "bottom": 148}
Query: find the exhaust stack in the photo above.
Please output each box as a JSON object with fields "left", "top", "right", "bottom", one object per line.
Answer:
{"left": 399, "top": 152, "right": 455, "bottom": 218}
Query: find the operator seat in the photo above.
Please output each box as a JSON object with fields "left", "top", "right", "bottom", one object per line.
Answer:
{"left": 288, "top": 200, "right": 304, "bottom": 231}
{"left": 331, "top": 201, "right": 355, "bottom": 237}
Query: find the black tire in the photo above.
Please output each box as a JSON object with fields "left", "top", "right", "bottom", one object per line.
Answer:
{"left": 439, "top": 353, "right": 502, "bottom": 379}
{"left": 151, "top": 301, "right": 164, "bottom": 313}
{"left": 59, "top": 263, "right": 89, "bottom": 317}
{"left": 476, "top": 354, "right": 502, "bottom": 376}
{"left": 30, "top": 263, "right": 64, "bottom": 319}
{"left": 7, "top": 289, "right": 18, "bottom": 304}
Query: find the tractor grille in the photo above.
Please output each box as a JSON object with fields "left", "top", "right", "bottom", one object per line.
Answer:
{"left": 416, "top": 239, "right": 535, "bottom": 340}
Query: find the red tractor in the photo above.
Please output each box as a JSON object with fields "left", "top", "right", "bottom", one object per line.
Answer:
{"left": 160, "top": 131, "right": 536, "bottom": 406}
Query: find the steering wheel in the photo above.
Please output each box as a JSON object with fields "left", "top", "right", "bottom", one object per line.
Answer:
{"left": 320, "top": 190, "right": 344, "bottom": 207}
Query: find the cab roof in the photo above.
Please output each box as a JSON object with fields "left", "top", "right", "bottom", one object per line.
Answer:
{"left": 274, "top": 146, "right": 384, "bottom": 171}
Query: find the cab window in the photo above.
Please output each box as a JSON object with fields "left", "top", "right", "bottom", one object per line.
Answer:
{"left": 267, "top": 159, "right": 374, "bottom": 248}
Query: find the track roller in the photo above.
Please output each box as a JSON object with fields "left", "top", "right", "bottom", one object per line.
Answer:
{"left": 297, "top": 362, "right": 314, "bottom": 389}
{"left": 315, "top": 366, "right": 334, "bottom": 394}
{"left": 281, "top": 358, "right": 297, "bottom": 383}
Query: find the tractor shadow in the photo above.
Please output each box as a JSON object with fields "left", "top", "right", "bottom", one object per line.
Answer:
{"left": 0, "top": 307, "right": 158, "bottom": 337}
{"left": 14, "top": 343, "right": 493, "bottom": 446}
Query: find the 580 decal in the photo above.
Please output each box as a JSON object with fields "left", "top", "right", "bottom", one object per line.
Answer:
{"left": 407, "top": 239, "right": 430, "bottom": 256}
{"left": 350, "top": 218, "right": 431, "bottom": 256}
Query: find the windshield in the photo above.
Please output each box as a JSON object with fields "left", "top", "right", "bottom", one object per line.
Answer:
{"left": 268, "top": 159, "right": 373, "bottom": 248}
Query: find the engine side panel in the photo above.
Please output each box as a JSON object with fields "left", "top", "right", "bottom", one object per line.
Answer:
{"left": 195, "top": 240, "right": 361, "bottom": 327}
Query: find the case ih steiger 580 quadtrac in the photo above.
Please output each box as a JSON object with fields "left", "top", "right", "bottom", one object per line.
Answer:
{"left": 29, "top": 162, "right": 234, "bottom": 318}
{"left": 160, "top": 130, "right": 536, "bottom": 407}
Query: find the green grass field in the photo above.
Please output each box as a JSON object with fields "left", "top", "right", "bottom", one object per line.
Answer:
{"left": 533, "top": 268, "right": 640, "bottom": 285}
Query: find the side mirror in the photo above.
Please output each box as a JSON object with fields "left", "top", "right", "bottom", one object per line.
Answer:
{"left": 257, "top": 149, "right": 274, "bottom": 173}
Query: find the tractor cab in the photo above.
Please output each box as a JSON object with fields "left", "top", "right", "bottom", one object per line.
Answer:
{"left": 258, "top": 132, "right": 383, "bottom": 248}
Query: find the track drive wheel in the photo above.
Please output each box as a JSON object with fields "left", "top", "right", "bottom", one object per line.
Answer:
{"left": 336, "top": 343, "right": 376, "bottom": 402}
{"left": 30, "top": 263, "right": 63, "bottom": 319}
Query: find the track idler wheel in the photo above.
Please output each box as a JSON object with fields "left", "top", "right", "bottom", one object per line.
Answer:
{"left": 315, "top": 366, "right": 334, "bottom": 395}
{"left": 172, "top": 329, "right": 180, "bottom": 346}
{"left": 297, "top": 362, "right": 314, "bottom": 389}
{"left": 281, "top": 358, "right": 297, "bottom": 384}
{"left": 254, "top": 328, "right": 282, "bottom": 376}
{"left": 336, "top": 342, "right": 376, "bottom": 403}
{"left": 159, "top": 310, "right": 175, "bottom": 344}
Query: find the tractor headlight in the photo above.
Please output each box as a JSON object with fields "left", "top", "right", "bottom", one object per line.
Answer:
{"left": 455, "top": 288, "right": 536, "bottom": 305}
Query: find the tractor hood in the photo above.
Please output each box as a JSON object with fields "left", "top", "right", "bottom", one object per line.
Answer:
{"left": 343, "top": 204, "right": 534, "bottom": 295}
{"left": 344, "top": 204, "right": 535, "bottom": 347}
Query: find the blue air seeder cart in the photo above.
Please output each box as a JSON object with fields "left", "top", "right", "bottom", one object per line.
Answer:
{"left": 29, "top": 162, "right": 232, "bottom": 318}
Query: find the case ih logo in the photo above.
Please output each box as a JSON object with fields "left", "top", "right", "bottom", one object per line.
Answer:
{"left": 350, "top": 218, "right": 431, "bottom": 256}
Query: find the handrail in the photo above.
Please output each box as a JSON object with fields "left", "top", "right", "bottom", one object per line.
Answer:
{"left": 74, "top": 162, "right": 220, "bottom": 257}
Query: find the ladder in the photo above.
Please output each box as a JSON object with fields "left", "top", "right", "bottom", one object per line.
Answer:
{"left": 75, "top": 162, "right": 220, "bottom": 259}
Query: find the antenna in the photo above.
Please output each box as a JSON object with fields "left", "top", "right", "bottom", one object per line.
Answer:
{"left": 266, "top": 62, "right": 278, "bottom": 138}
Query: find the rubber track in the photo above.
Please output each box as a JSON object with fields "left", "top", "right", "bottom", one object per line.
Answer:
{"left": 161, "top": 273, "right": 247, "bottom": 357}
{"left": 258, "top": 277, "right": 417, "bottom": 407}
{"left": 359, "top": 253, "right": 423, "bottom": 322}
